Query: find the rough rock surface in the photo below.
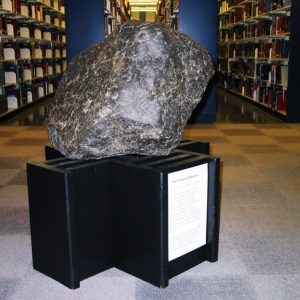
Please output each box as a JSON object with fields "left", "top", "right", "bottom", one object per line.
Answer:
{"left": 46, "top": 22, "right": 214, "bottom": 159}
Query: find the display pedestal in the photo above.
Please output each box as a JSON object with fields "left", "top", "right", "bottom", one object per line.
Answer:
{"left": 27, "top": 140, "right": 220, "bottom": 289}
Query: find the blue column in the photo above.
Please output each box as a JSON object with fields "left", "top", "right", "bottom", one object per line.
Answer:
{"left": 65, "top": 0, "right": 105, "bottom": 61}
{"left": 180, "top": 0, "right": 218, "bottom": 123}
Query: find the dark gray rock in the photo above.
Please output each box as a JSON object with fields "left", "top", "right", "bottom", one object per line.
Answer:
{"left": 46, "top": 22, "right": 214, "bottom": 159}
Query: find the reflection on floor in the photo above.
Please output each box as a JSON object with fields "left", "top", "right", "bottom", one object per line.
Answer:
{"left": 216, "top": 89, "right": 284, "bottom": 124}
{"left": 1, "top": 88, "right": 285, "bottom": 126}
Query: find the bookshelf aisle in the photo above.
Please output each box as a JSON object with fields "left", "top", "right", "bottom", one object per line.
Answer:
{"left": 104, "top": 0, "right": 179, "bottom": 36}
{"left": 217, "top": 0, "right": 300, "bottom": 122}
{"left": 0, "top": 0, "right": 66, "bottom": 120}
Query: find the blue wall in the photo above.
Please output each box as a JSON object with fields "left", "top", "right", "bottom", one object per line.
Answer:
{"left": 65, "top": 0, "right": 104, "bottom": 61}
{"left": 180, "top": 0, "right": 218, "bottom": 123}
{"left": 66, "top": 0, "right": 218, "bottom": 122}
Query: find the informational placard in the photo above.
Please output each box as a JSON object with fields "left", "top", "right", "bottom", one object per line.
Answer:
{"left": 168, "top": 164, "right": 208, "bottom": 261}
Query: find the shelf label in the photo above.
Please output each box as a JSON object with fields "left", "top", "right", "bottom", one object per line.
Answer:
{"left": 23, "top": 69, "right": 32, "bottom": 81}
{"left": 20, "top": 48, "right": 31, "bottom": 60}
{"left": 7, "top": 95, "right": 18, "bottom": 109}
{"left": 168, "top": 164, "right": 208, "bottom": 261}
{"left": 4, "top": 72, "right": 17, "bottom": 84}
{"left": 38, "top": 87, "right": 45, "bottom": 98}
{"left": 45, "top": 49, "right": 53, "bottom": 58}
{"left": 43, "top": 32, "right": 52, "bottom": 41}
{"left": 34, "top": 29, "right": 42, "bottom": 40}
{"left": 3, "top": 48, "right": 15, "bottom": 61}
{"left": 20, "top": 27, "right": 30, "bottom": 39}
{"left": 36, "top": 67, "right": 43, "bottom": 78}
{"left": 34, "top": 49, "right": 43, "bottom": 59}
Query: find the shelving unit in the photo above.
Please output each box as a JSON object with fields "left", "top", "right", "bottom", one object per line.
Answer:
{"left": 217, "top": 0, "right": 300, "bottom": 122}
{"left": 0, "top": 0, "right": 66, "bottom": 119}
{"left": 104, "top": 0, "right": 179, "bottom": 36}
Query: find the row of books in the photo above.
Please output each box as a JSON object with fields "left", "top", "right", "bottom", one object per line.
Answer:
{"left": 0, "top": 16, "right": 65, "bottom": 39}
{"left": 218, "top": 40, "right": 290, "bottom": 59}
{"left": 218, "top": 0, "right": 291, "bottom": 14}
{"left": 0, "top": 60, "right": 66, "bottom": 85}
{"left": 228, "top": 61, "right": 288, "bottom": 85}
{"left": 0, "top": 17, "right": 66, "bottom": 43}
{"left": 0, "top": 76, "right": 61, "bottom": 112}
{"left": 258, "top": 0, "right": 291, "bottom": 14}
{"left": 219, "top": 10, "right": 290, "bottom": 31}
{"left": 1, "top": 42, "right": 66, "bottom": 61}
{"left": 218, "top": 73, "right": 287, "bottom": 112}
{"left": 1, "top": 0, "right": 65, "bottom": 15}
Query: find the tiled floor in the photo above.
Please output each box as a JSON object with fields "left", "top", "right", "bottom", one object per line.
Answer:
{"left": 0, "top": 122, "right": 299, "bottom": 299}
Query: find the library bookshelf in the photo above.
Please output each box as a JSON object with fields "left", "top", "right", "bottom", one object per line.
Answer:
{"left": 217, "top": 0, "right": 300, "bottom": 122}
{"left": 0, "top": 0, "right": 66, "bottom": 121}
{"left": 104, "top": 0, "right": 179, "bottom": 36}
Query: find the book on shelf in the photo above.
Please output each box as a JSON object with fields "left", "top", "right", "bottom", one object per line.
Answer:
{"left": 19, "top": 43, "right": 31, "bottom": 59}
{"left": 6, "top": 85, "right": 20, "bottom": 109}
{"left": 34, "top": 26, "right": 42, "bottom": 40}
{"left": 33, "top": 44, "right": 43, "bottom": 59}
{"left": 4, "top": 63, "right": 18, "bottom": 84}
{"left": 20, "top": 0, "right": 28, "bottom": 17}
{"left": 55, "top": 61, "right": 61, "bottom": 74}
{"left": 22, "top": 62, "right": 33, "bottom": 81}
{"left": 34, "top": 62, "right": 43, "bottom": 78}
{"left": 45, "top": 44, "right": 53, "bottom": 58}
{"left": 19, "top": 22, "right": 31, "bottom": 38}
{"left": 43, "top": 28, "right": 52, "bottom": 41}
{"left": 5, "top": 18, "right": 19, "bottom": 36}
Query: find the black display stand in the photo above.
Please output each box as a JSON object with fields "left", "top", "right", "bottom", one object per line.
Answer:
{"left": 27, "top": 141, "right": 220, "bottom": 289}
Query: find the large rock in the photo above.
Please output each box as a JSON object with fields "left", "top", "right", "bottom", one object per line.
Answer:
{"left": 46, "top": 22, "right": 214, "bottom": 159}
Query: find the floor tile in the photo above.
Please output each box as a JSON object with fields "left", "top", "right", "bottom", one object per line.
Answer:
{"left": 0, "top": 157, "right": 32, "bottom": 169}
{"left": 245, "top": 153, "right": 300, "bottom": 166}
{"left": 251, "top": 275, "right": 300, "bottom": 300}
{"left": 235, "top": 237, "right": 300, "bottom": 275}
{"left": 220, "top": 129, "right": 264, "bottom": 136}
{"left": 2, "top": 138, "right": 49, "bottom": 147}
{"left": 0, "top": 208, "right": 30, "bottom": 235}
{"left": 218, "top": 154, "right": 252, "bottom": 167}
{"left": 0, "top": 278, "right": 19, "bottom": 300}
{"left": 226, "top": 136, "right": 277, "bottom": 145}
{"left": 136, "top": 275, "right": 255, "bottom": 300}
{"left": 272, "top": 136, "right": 300, "bottom": 143}
{"left": 0, "top": 147, "right": 42, "bottom": 157}
{"left": 184, "top": 128, "right": 223, "bottom": 137}
{"left": 257, "top": 166, "right": 300, "bottom": 184}
{"left": 13, "top": 269, "right": 136, "bottom": 300}
{"left": 7, "top": 170, "right": 27, "bottom": 185}
{"left": 258, "top": 129, "right": 300, "bottom": 136}
{"left": 14, "top": 130, "right": 49, "bottom": 139}
{"left": 210, "top": 144, "right": 244, "bottom": 156}
{"left": 221, "top": 166, "right": 267, "bottom": 184}
{"left": 0, "top": 169, "right": 20, "bottom": 185}
{"left": 0, "top": 185, "right": 28, "bottom": 208}
{"left": 0, "top": 235, "right": 31, "bottom": 278}
{"left": 237, "top": 144, "right": 285, "bottom": 154}
{"left": 278, "top": 143, "right": 300, "bottom": 153}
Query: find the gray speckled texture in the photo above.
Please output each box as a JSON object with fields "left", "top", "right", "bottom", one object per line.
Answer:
{"left": 46, "top": 22, "right": 214, "bottom": 159}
